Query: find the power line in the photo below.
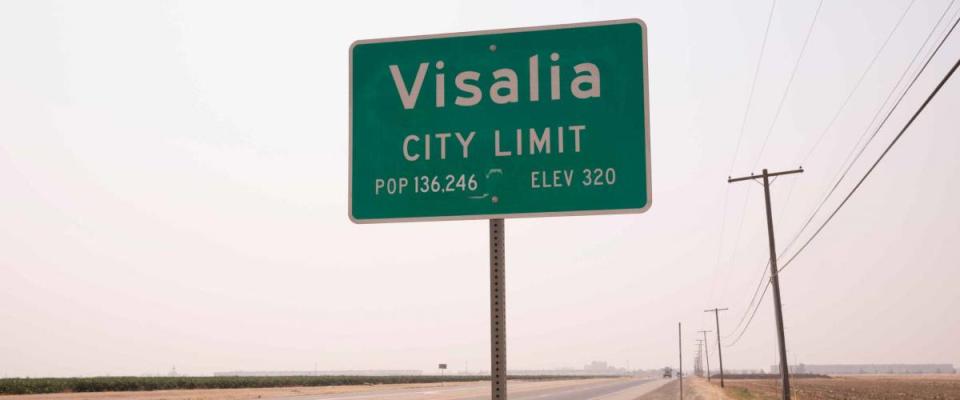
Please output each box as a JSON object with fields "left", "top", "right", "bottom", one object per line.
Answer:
{"left": 727, "top": 16, "right": 959, "bottom": 347}
{"left": 720, "top": 186, "right": 755, "bottom": 317}
{"left": 723, "top": 178, "right": 798, "bottom": 342}
{"left": 751, "top": 0, "right": 826, "bottom": 170}
{"left": 724, "top": 10, "right": 960, "bottom": 349}
{"left": 728, "top": 0, "right": 779, "bottom": 175}
{"left": 709, "top": 186, "right": 731, "bottom": 305}
{"left": 779, "top": 42, "right": 960, "bottom": 273}
{"left": 722, "top": 180, "right": 794, "bottom": 342}
{"left": 724, "top": 260, "right": 768, "bottom": 340}
{"left": 796, "top": 0, "right": 922, "bottom": 166}
{"left": 723, "top": 4, "right": 959, "bottom": 352}
{"left": 726, "top": 276, "right": 770, "bottom": 347}
{"left": 780, "top": 4, "right": 960, "bottom": 261}
{"left": 723, "top": 185, "right": 789, "bottom": 341}
{"left": 712, "top": 0, "right": 780, "bottom": 309}
{"left": 722, "top": 4, "right": 826, "bottom": 333}
{"left": 779, "top": 13, "right": 960, "bottom": 272}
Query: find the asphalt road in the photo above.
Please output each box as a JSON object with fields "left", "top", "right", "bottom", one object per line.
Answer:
{"left": 267, "top": 377, "right": 670, "bottom": 400}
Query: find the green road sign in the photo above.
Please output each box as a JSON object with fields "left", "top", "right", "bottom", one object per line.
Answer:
{"left": 350, "top": 19, "right": 650, "bottom": 223}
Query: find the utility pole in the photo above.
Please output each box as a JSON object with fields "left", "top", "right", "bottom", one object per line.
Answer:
{"left": 704, "top": 308, "right": 729, "bottom": 387}
{"left": 698, "top": 330, "right": 712, "bottom": 381}
{"left": 694, "top": 340, "right": 703, "bottom": 377}
{"left": 691, "top": 346, "right": 696, "bottom": 377}
{"left": 729, "top": 168, "right": 803, "bottom": 400}
{"left": 678, "top": 322, "right": 683, "bottom": 400}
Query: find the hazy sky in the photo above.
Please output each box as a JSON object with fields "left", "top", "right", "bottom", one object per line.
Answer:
{"left": 2, "top": 0, "right": 959, "bottom": 377}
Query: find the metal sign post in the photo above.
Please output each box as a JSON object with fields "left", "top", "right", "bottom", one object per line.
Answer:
{"left": 678, "top": 322, "right": 682, "bottom": 400}
{"left": 489, "top": 219, "right": 507, "bottom": 399}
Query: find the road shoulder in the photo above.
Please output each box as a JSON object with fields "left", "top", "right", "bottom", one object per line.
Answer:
{"left": 636, "top": 378, "right": 732, "bottom": 400}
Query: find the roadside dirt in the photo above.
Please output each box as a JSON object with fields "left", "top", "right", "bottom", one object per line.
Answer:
{"left": 719, "top": 374, "right": 960, "bottom": 400}
{"left": 638, "top": 378, "right": 731, "bottom": 400}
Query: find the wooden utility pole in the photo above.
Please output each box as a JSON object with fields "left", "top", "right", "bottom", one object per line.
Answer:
{"left": 728, "top": 168, "right": 803, "bottom": 400}
{"left": 698, "top": 330, "right": 712, "bottom": 380}
{"left": 694, "top": 340, "right": 703, "bottom": 377}
{"left": 704, "top": 308, "right": 729, "bottom": 387}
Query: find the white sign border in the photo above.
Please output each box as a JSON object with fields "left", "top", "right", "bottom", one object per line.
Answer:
{"left": 348, "top": 18, "right": 652, "bottom": 224}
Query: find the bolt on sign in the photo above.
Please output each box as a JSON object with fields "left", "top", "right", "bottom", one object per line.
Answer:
{"left": 349, "top": 19, "right": 650, "bottom": 223}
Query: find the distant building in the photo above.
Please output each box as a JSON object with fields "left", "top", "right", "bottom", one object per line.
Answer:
{"left": 584, "top": 361, "right": 624, "bottom": 374}
{"left": 769, "top": 364, "right": 956, "bottom": 375}
{"left": 508, "top": 368, "right": 632, "bottom": 377}
{"left": 507, "top": 361, "right": 632, "bottom": 377}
